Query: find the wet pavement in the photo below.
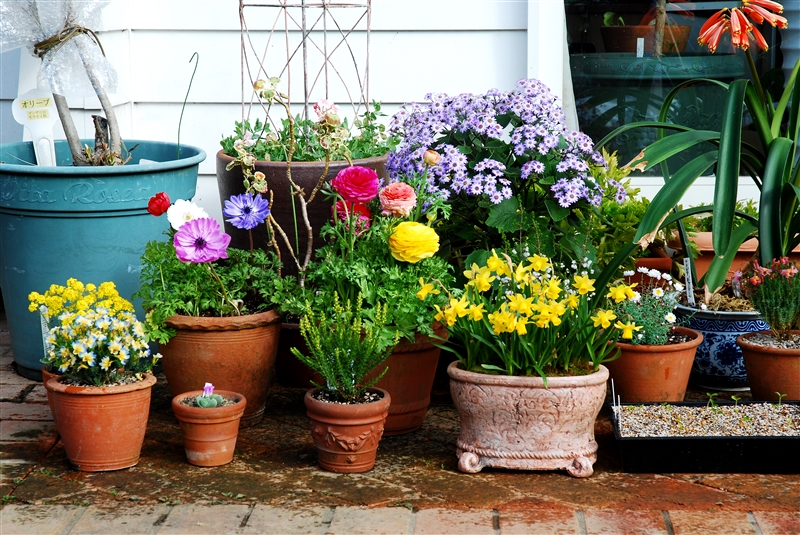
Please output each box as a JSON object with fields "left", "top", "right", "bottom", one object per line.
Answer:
{"left": 1, "top": 309, "right": 799, "bottom": 534}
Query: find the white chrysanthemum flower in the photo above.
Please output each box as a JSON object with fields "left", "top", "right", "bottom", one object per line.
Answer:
{"left": 167, "top": 200, "right": 209, "bottom": 230}
{"left": 623, "top": 270, "right": 635, "bottom": 277}
{"left": 652, "top": 288, "right": 665, "bottom": 298}
{"left": 665, "top": 312, "right": 676, "bottom": 323}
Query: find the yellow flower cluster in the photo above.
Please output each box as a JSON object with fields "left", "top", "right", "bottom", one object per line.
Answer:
{"left": 424, "top": 251, "right": 618, "bottom": 337}
{"left": 29, "top": 279, "right": 133, "bottom": 321}
{"left": 388, "top": 221, "right": 440, "bottom": 263}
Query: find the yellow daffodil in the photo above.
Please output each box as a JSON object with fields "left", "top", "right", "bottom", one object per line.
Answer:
{"left": 486, "top": 250, "right": 511, "bottom": 277}
{"left": 416, "top": 278, "right": 439, "bottom": 300}
{"left": 615, "top": 320, "right": 644, "bottom": 339}
{"left": 591, "top": 309, "right": 617, "bottom": 328}
{"left": 465, "top": 264, "right": 496, "bottom": 292}
{"left": 468, "top": 303, "right": 486, "bottom": 321}
{"left": 507, "top": 293, "right": 534, "bottom": 315}
{"left": 527, "top": 254, "right": 551, "bottom": 272}
{"left": 607, "top": 284, "right": 631, "bottom": 303}
{"left": 572, "top": 274, "right": 595, "bottom": 295}
{"left": 543, "top": 278, "right": 562, "bottom": 300}
{"left": 565, "top": 293, "right": 580, "bottom": 309}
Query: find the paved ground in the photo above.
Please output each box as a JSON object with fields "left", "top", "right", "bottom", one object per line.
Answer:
{"left": 1, "top": 309, "right": 799, "bottom": 534}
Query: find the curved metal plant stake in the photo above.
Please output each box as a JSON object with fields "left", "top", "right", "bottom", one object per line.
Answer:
{"left": 0, "top": 0, "right": 121, "bottom": 165}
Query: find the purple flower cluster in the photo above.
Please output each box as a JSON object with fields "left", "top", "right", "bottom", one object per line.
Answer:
{"left": 387, "top": 78, "right": 622, "bottom": 208}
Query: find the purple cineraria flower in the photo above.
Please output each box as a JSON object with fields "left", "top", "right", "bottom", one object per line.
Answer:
{"left": 174, "top": 218, "right": 231, "bottom": 264}
{"left": 224, "top": 193, "right": 270, "bottom": 230}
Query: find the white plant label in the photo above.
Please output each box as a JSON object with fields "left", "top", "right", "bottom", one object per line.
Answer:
{"left": 12, "top": 89, "right": 58, "bottom": 166}
{"left": 683, "top": 257, "right": 696, "bottom": 306}
{"left": 636, "top": 38, "right": 645, "bottom": 57}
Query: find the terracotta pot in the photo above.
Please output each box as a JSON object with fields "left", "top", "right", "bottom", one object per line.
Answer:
{"left": 601, "top": 25, "right": 692, "bottom": 54}
{"left": 370, "top": 324, "right": 447, "bottom": 436}
{"left": 172, "top": 390, "right": 247, "bottom": 467}
{"left": 605, "top": 326, "right": 703, "bottom": 402}
{"left": 277, "top": 323, "right": 445, "bottom": 435}
{"left": 737, "top": 331, "right": 800, "bottom": 401}
{"left": 447, "top": 362, "right": 608, "bottom": 477}
{"left": 304, "top": 387, "right": 390, "bottom": 473}
{"left": 41, "top": 366, "right": 60, "bottom": 425}
{"left": 159, "top": 310, "right": 281, "bottom": 427}
{"left": 216, "top": 151, "right": 388, "bottom": 279}
{"left": 626, "top": 246, "right": 673, "bottom": 286}
{"left": 45, "top": 374, "right": 156, "bottom": 472}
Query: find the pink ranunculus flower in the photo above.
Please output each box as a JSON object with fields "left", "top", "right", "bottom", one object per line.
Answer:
{"left": 332, "top": 200, "right": 372, "bottom": 235}
{"left": 379, "top": 182, "right": 417, "bottom": 217}
{"left": 331, "top": 166, "right": 380, "bottom": 203}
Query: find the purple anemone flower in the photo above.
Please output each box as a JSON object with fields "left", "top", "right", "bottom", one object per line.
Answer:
{"left": 174, "top": 218, "right": 231, "bottom": 263}
{"left": 224, "top": 193, "right": 270, "bottom": 230}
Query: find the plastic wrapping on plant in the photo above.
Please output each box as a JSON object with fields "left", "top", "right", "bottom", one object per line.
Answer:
{"left": 0, "top": 0, "right": 117, "bottom": 98}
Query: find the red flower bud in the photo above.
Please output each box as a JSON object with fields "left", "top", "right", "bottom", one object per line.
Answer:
{"left": 147, "top": 192, "right": 171, "bottom": 216}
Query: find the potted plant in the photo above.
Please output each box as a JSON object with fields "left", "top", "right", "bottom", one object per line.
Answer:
{"left": 600, "top": 7, "right": 693, "bottom": 55}
{"left": 281, "top": 163, "right": 454, "bottom": 435}
{"left": 30, "top": 279, "right": 160, "bottom": 471}
{"left": 291, "top": 294, "right": 396, "bottom": 473}
{"left": 0, "top": 0, "right": 204, "bottom": 380}
{"left": 217, "top": 79, "right": 397, "bottom": 281}
{"left": 135, "top": 193, "right": 288, "bottom": 427}
{"left": 603, "top": 268, "right": 703, "bottom": 402}
{"left": 611, "top": 397, "right": 799, "bottom": 473}
{"left": 420, "top": 252, "right": 623, "bottom": 477}
{"left": 595, "top": 0, "right": 797, "bottom": 389}
{"left": 171, "top": 382, "right": 247, "bottom": 467}
{"left": 736, "top": 257, "right": 800, "bottom": 400}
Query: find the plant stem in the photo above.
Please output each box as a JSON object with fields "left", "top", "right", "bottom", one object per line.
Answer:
{"left": 745, "top": 48, "right": 773, "bottom": 122}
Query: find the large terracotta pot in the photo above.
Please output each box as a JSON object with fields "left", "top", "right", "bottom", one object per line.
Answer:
{"left": 675, "top": 304, "right": 767, "bottom": 390}
{"left": 276, "top": 323, "right": 445, "bottom": 435}
{"left": 159, "top": 310, "right": 281, "bottom": 427}
{"left": 45, "top": 374, "right": 156, "bottom": 472}
{"left": 447, "top": 362, "right": 608, "bottom": 478}
{"left": 737, "top": 331, "right": 800, "bottom": 401}
{"left": 172, "top": 390, "right": 247, "bottom": 467}
{"left": 41, "top": 366, "right": 60, "bottom": 425}
{"left": 605, "top": 326, "right": 703, "bottom": 402}
{"left": 304, "top": 387, "right": 390, "bottom": 473}
{"left": 215, "top": 151, "right": 388, "bottom": 279}
{"left": 600, "top": 25, "right": 692, "bottom": 54}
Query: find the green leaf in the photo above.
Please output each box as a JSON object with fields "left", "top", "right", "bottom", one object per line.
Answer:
{"left": 759, "top": 137, "right": 793, "bottom": 263}
{"left": 712, "top": 79, "right": 747, "bottom": 255}
{"left": 485, "top": 197, "right": 521, "bottom": 232}
{"left": 703, "top": 220, "right": 757, "bottom": 293}
{"left": 544, "top": 199, "right": 570, "bottom": 222}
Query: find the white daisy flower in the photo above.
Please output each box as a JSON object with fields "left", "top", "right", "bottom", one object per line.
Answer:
{"left": 623, "top": 270, "right": 635, "bottom": 277}
{"left": 652, "top": 288, "right": 665, "bottom": 298}
{"left": 673, "top": 282, "right": 685, "bottom": 292}
{"left": 662, "top": 273, "right": 672, "bottom": 281}
{"left": 665, "top": 312, "right": 676, "bottom": 323}
{"left": 637, "top": 266, "right": 649, "bottom": 274}
{"left": 648, "top": 269, "right": 662, "bottom": 279}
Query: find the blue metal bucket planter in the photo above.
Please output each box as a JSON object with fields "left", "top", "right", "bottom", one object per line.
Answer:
{"left": 675, "top": 304, "right": 768, "bottom": 390}
{"left": 0, "top": 140, "right": 205, "bottom": 380}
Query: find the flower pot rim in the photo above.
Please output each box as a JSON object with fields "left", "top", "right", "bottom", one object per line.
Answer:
{"left": 1, "top": 140, "right": 205, "bottom": 174}
{"left": 675, "top": 303, "right": 762, "bottom": 320}
{"left": 165, "top": 309, "right": 281, "bottom": 331}
{"left": 446, "top": 361, "right": 609, "bottom": 388}
{"left": 172, "top": 390, "right": 247, "bottom": 416}
{"left": 614, "top": 326, "right": 703, "bottom": 352}
{"left": 46, "top": 373, "right": 157, "bottom": 395}
{"left": 737, "top": 330, "right": 800, "bottom": 355}
{"left": 305, "top": 387, "right": 391, "bottom": 406}
{"left": 215, "top": 149, "right": 389, "bottom": 167}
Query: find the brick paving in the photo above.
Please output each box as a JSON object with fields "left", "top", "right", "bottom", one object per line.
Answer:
{"left": 1, "top": 309, "right": 799, "bottom": 534}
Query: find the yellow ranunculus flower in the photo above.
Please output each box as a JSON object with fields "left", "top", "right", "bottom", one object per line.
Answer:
{"left": 388, "top": 221, "right": 440, "bottom": 263}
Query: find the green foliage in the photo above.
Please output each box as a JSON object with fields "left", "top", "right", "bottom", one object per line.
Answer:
{"left": 612, "top": 270, "right": 682, "bottom": 345}
{"left": 135, "top": 241, "right": 292, "bottom": 344}
{"left": 219, "top": 102, "right": 398, "bottom": 163}
{"left": 195, "top": 394, "right": 225, "bottom": 408}
{"left": 291, "top": 294, "right": 398, "bottom": 402}
{"left": 743, "top": 257, "right": 800, "bottom": 339}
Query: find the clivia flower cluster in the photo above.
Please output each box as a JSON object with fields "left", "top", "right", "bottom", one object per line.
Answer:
{"left": 739, "top": 257, "right": 800, "bottom": 340}
{"left": 698, "top": 0, "right": 787, "bottom": 53}
{"left": 419, "top": 251, "right": 621, "bottom": 380}
{"left": 29, "top": 279, "right": 158, "bottom": 386}
{"left": 606, "top": 268, "right": 685, "bottom": 346}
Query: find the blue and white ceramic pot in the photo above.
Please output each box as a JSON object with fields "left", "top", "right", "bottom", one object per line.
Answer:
{"left": 675, "top": 304, "right": 768, "bottom": 390}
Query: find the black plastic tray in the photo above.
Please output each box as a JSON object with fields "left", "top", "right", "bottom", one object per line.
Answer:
{"left": 611, "top": 402, "right": 800, "bottom": 473}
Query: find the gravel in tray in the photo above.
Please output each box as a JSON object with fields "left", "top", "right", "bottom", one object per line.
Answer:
{"left": 614, "top": 403, "right": 800, "bottom": 438}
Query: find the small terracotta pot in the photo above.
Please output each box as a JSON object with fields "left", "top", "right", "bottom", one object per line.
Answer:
{"left": 737, "top": 331, "right": 800, "bottom": 401}
{"left": 626, "top": 246, "right": 673, "bottom": 286}
{"left": 41, "top": 366, "right": 60, "bottom": 424}
{"left": 159, "top": 310, "right": 281, "bottom": 427}
{"left": 172, "top": 390, "right": 246, "bottom": 467}
{"left": 45, "top": 374, "right": 156, "bottom": 472}
{"left": 304, "top": 388, "right": 391, "bottom": 473}
{"left": 448, "top": 362, "right": 608, "bottom": 477}
{"left": 600, "top": 25, "right": 692, "bottom": 54}
{"left": 606, "top": 326, "right": 703, "bottom": 402}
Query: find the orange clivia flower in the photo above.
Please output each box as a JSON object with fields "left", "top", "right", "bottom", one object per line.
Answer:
{"left": 698, "top": 0, "right": 787, "bottom": 53}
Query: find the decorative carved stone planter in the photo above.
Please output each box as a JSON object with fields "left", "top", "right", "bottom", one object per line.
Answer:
{"left": 447, "top": 362, "right": 608, "bottom": 478}
{"left": 304, "top": 388, "right": 390, "bottom": 473}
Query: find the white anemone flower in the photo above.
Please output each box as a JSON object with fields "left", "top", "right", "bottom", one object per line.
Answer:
{"left": 167, "top": 200, "right": 209, "bottom": 230}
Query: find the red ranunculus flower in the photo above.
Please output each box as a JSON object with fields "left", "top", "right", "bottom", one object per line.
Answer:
{"left": 331, "top": 166, "right": 380, "bottom": 203}
{"left": 147, "top": 192, "right": 171, "bottom": 216}
{"left": 332, "top": 200, "right": 372, "bottom": 235}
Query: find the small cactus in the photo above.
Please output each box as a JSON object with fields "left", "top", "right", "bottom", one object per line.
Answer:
{"left": 195, "top": 382, "right": 225, "bottom": 408}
